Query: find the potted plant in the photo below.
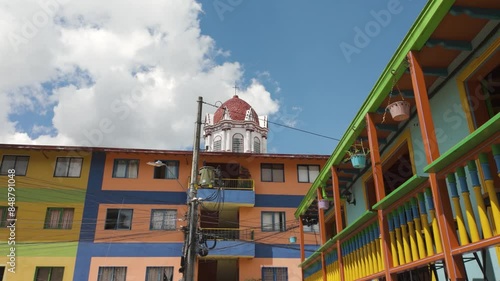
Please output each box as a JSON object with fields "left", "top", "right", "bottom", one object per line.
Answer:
{"left": 345, "top": 143, "right": 369, "bottom": 169}
{"left": 383, "top": 70, "right": 411, "bottom": 122}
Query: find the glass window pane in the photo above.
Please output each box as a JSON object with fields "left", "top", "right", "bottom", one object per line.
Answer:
{"left": 35, "top": 267, "right": 51, "bottom": 281}
{"left": 165, "top": 162, "right": 178, "bottom": 179}
{"left": 262, "top": 213, "right": 273, "bottom": 231}
{"left": 105, "top": 209, "right": 119, "bottom": 229}
{"left": 67, "top": 158, "right": 82, "bottom": 177}
{"left": 0, "top": 156, "right": 15, "bottom": 174}
{"left": 297, "top": 166, "right": 308, "bottom": 182}
{"left": 113, "top": 160, "right": 127, "bottom": 178}
{"left": 261, "top": 165, "right": 272, "bottom": 182}
{"left": 55, "top": 158, "right": 70, "bottom": 176}
{"left": 309, "top": 166, "right": 319, "bottom": 182}
{"left": 51, "top": 267, "right": 65, "bottom": 281}
{"left": 118, "top": 209, "right": 132, "bottom": 229}
{"left": 127, "top": 160, "right": 138, "bottom": 178}
{"left": 14, "top": 156, "right": 29, "bottom": 175}
{"left": 272, "top": 168, "right": 284, "bottom": 182}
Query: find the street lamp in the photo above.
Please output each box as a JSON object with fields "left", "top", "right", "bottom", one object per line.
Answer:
{"left": 147, "top": 96, "right": 203, "bottom": 281}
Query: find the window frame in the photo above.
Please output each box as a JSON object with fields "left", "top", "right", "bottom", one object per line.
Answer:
{"left": 261, "top": 211, "right": 286, "bottom": 232}
{"left": 153, "top": 160, "right": 179, "bottom": 179}
{"left": 297, "top": 164, "right": 320, "bottom": 183}
{"left": 0, "top": 155, "right": 30, "bottom": 176}
{"left": 105, "top": 208, "right": 134, "bottom": 230}
{"left": 253, "top": 137, "right": 261, "bottom": 153}
{"left": 145, "top": 266, "right": 174, "bottom": 281}
{"left": 53, "top": 157, "right": 83, "bottom": 178}
{"left": 150, "top": 209, "right": 177, "bottom": 230}
{"left": 97, "top": 266, "right": 127, "bottom": 281}
{"left": 0, "top": 206, "right": 17, "bottom": 228}
{"left": 213, "top": 136, "right": 222, "bottom": 151}
{"left": 112, "top": 159, "right": 139, "bottom": 179}
{"left": 44, "top": 208, "right": 74, "bottom": 229}
{"left": 34, "top": 266, "right": 65, "bottom": 281}
{"left": 260, "top": 163, "right": 285, "bottom": 182}
{"left": 232, "top": 133, "right": 244, "bottom": 152}
{"left": 262, "top": 267, "right": 288, "bottom": 281}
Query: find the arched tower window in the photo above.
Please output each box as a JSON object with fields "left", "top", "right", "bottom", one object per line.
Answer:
{"left": 253, "top": 137, "right": 261, "bottom": 153}
{"left": 213, "top": 136, "right": 222, "bottom": 151}
{"left": 232, "top": 134, "right": 244, "bottom": 152}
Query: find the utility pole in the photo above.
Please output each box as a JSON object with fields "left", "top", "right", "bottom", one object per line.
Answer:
{"left": 184, "top": 96, "right": 203, "bottom": 281}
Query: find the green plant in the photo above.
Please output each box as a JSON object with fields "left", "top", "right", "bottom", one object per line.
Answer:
{"left": 345, "top": 143, "right": 369, "bottom": 161}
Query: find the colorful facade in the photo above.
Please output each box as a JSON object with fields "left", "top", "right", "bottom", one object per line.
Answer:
{"left": 0, "top": 146, "right": 91, "bottom": 281}
{"left": 0, "top": 144, "right": 328, "bottom": 281}
{"left": 295, "top": 0, "right": 500, "bottom": 280}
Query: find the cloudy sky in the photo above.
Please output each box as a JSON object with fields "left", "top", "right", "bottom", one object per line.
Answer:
{"left": 1, "top": 0, "right": 425, "bottom": 154}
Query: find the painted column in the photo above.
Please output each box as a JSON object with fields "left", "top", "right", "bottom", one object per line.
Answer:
{"left": 408, "top": 50, "right": 466, "bottom": 279}
{"left": 317, "top": 188, "right": 328, "bottom": 281}
{"left": 221, "top": 130, "right": 226, "bottom": 152}
{"left": 331, "top": 166, "right": 345, "bottom": 281}
{"left": 262, "top": 136, "right": 267, "bottom": 153}
{"left": 299, "top": 216, "right": 306, "bottom": 263}
{"left": 205, "top": 134, "right": 212, "bottom": 151}
{"left": 225, "top": 129, "right": 231, "bottom": 151}
{"left": 245, "top": 129, "right": 251, "bottom": 152}
{"left": 366, "top": 113, "right": 392, "bottom": 280}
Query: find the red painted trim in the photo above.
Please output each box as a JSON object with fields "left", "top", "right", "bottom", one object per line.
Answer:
{"left": 389, "top": 253, "right": 444, "bottom": 274}
{"left": 408, "top": 51, "right": 466, "bottom": 280}
{"left": 452, "top": 230, "right": 500, "bottom": 255}
{"left": 366, "top": 113, "right": 394, "bottom": 281}
{"left": 299, "top": 217, "right": 306, "bottom": 263}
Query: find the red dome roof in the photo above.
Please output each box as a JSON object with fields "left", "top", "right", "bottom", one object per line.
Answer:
{"left": 213, "top": 95, "right": 259, "bottom": 125}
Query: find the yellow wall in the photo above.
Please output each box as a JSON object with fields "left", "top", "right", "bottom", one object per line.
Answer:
{"left": 1, "top": 257, "right": 76, "bottom": 281}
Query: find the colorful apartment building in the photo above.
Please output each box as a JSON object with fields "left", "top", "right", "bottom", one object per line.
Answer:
{"left": 0, "top": 146, "right": 92, "bottom": 281}
{"left": 0, "top": 95, "right": 329, "bottom": 281}
{"left": 295, "top": 0, "right": 500, "bottom": 280}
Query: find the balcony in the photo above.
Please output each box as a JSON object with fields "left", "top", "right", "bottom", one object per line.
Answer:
{"left": 201, "top": 228, "right": 255, "bottom": 258}
{"left": 197, "top": 178, "right": 255, "bottom": 207}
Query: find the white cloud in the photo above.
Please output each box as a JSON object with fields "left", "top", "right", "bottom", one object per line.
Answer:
{"left": 0, "top": 0, "right": 281, "bottom": 150}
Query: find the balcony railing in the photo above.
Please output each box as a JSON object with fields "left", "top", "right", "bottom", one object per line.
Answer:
{"left": 201, "top": 228, "right": 254, "bottom": 241}
{"left": 191, "top": 178, "right": 254, "bottom": 190}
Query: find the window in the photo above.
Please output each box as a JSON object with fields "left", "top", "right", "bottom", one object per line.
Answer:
{"left": 0, "top": 155, "right": 29, "bottom": 176}
{"left": 112, "top": 159, "right": 139, "bottom": 178}
{"left": 0, "top": 266, "right": 4, "bottom": 281}
{"left": 150, "top": 209, "right": 177, "bottom": 230}
{"left": 303, "top": 223, "right": 319, "bottom": 233}
{"left": 297, "top": 165, "right": 320, "bottom": 183}
{"left": 34, "top": 267, "right": 64, "bottom": 281}
{"left": 0, "top": 206, "right": 17, "bottom": 227}
{"left": 97, "top": 267, "right": 127, "bottom": 281}
{"left": 253, "top": 137, "right": 260, "bottom": 153}
{"left": 44, "top": 208, "right": 74, "bottom": 229}
{"left": 105, "top": 209, "right": 133, "bottom": 230}
{"left": 262, "top": 212, "right": 286, "bottom": 232}
{"left": 261, "top": 164, "right": 284, "bottom": 182}
{"left": 213, "top": 136, "right": 222, "bottom": 151}
{"left": 54, "top": 157, "right": 83, "bottom": 177}
{"left": 145, "top": 267, "right": 174, "bottom": 281}
{"left": 262, "top": 267, "right": 288, "bottom": 281}
{"left": 153, "top": 160, "right": 179, "bottom": 179}
{"left": 232, "top": 133, "right": 244, "bottom": 152}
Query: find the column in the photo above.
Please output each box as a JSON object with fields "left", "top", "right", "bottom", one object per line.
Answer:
{"left": 408, "top": 51, "right": 466, "bottom": 279}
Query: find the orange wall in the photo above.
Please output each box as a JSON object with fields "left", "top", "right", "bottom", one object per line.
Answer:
{"left": 101, "top": 152, "right": 327, "bottom": 195}
{"left": 101, "top": 152, "right": 191, "bottom": 191}
{"left": 88, "top": 257, "right": 182, "bottom": 281}
{"left": 240, "top": 207, "right": 319, "bottom": 245}
{"left": 239, "top": 258, "right": 303, "bottom": 281}
{"left": 94, "top": 204, "right": 187, "bottom": 242}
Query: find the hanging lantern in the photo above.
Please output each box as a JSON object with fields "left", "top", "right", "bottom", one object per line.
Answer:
{"left": 198, "top": 166, "right": 215, "bottom": 188}
{"left": 318, "top": 199, "right": 329, "bottom": 210}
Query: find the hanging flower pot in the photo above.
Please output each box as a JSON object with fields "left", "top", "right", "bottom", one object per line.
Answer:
{"left": 387, "top": 100, "right": 410, "bottom": 121}
{"left": 350, "top": 154, "right": 367, "bottom": 169}
{"left": 289, "top": 236, "right": 297, "bottom": 244}
{"left": 318, "top": 199, "right": 329, "bottom": 210}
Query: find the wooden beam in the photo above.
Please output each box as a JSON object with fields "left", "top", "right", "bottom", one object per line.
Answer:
{"left": 426, "top": 38, "right": 472, "bottom": 51}
{"left": 450, "top": 6, "right": 500, "bottom": 20}
{"left": 407, "top": 50, "right": 466, "bottom": 280}
{"left": 331, "top": 166, "right": 345, "bottom": 281}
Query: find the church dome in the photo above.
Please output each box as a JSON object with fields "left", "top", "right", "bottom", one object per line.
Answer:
{"left": 213, "top": 95, "right": 259, "bottom": 125}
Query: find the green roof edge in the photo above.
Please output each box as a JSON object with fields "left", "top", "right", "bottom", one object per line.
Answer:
{"left": 295, "top": 0, "right": 455, "bottom": 219}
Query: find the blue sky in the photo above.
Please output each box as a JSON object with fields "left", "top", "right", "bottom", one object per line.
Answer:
{"left": 0, "top": 0, "right": 426, "bottom": 155}
{"left": 197, "top": 0, "right": 426, "bottom": 154}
